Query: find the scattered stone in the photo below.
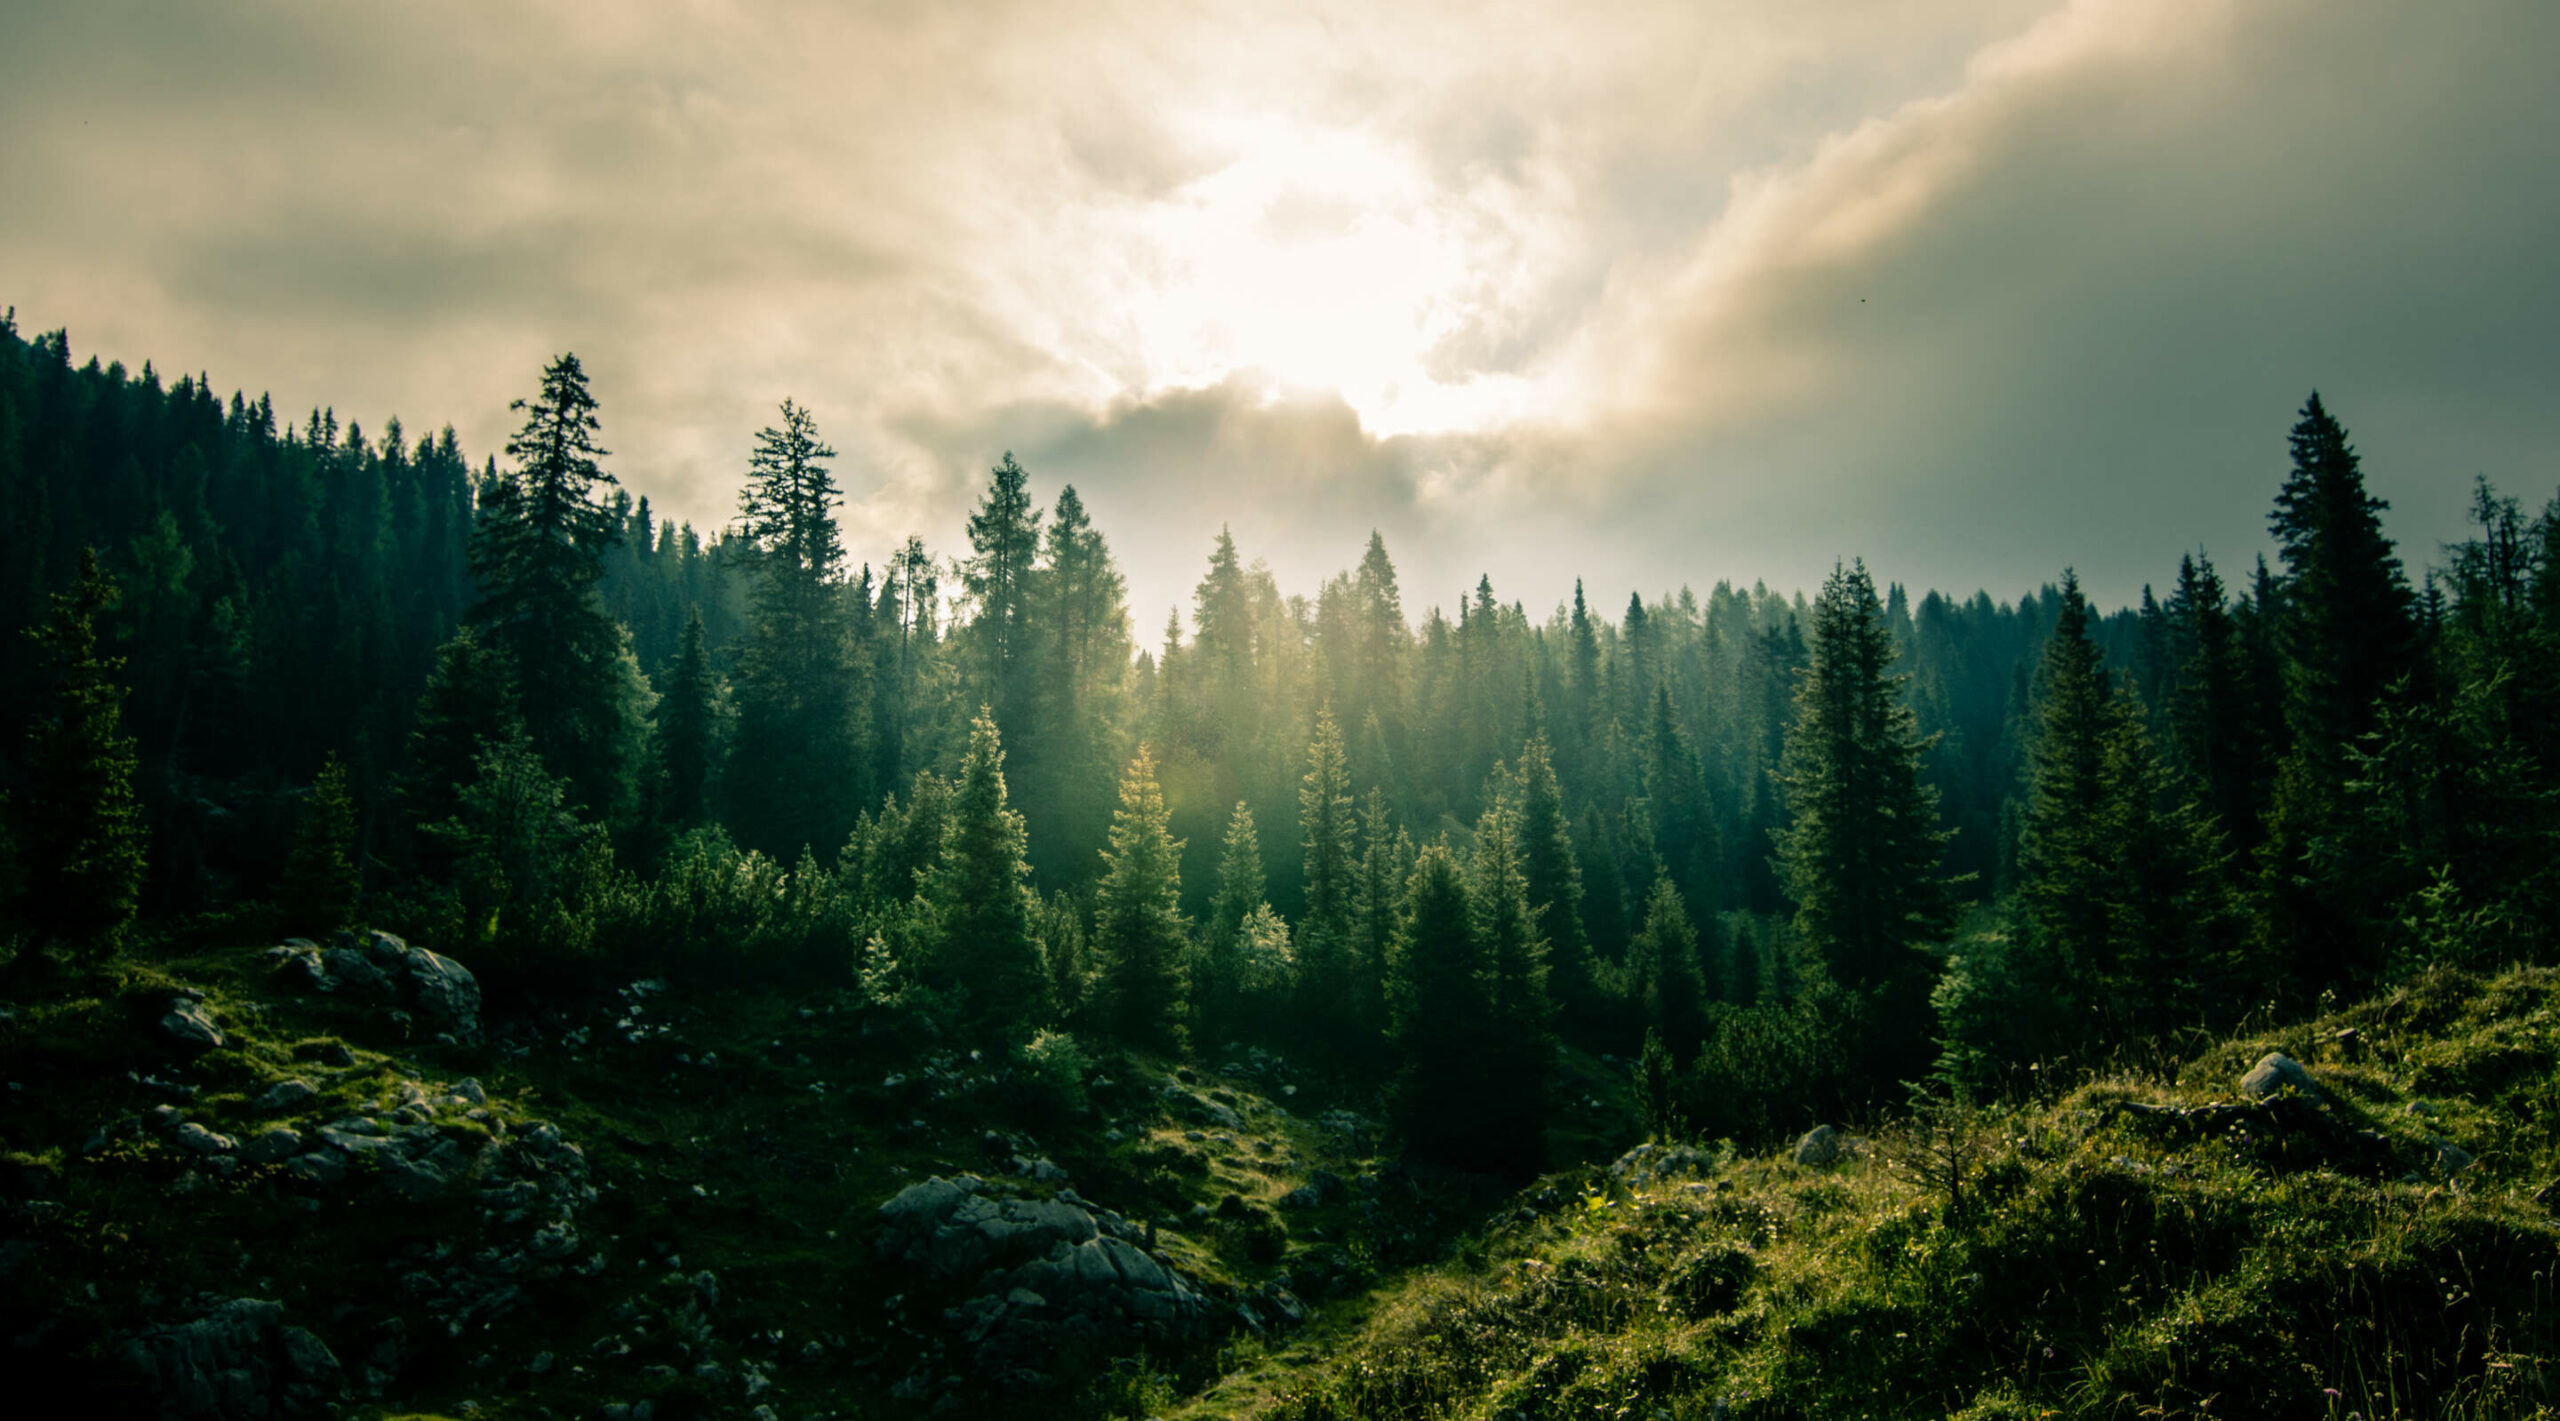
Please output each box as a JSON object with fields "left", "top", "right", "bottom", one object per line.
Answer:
{"left": 172, "top": 1123, "right": 238, "bottom": 1157}
{"left": 241, "top": 1127, "right": 304, "bottom": 1166}
{"left": 1793, "top": 1125, "right": 1841, "bottom": 1168}
{"left": 2433, "top": 1140, "right": 2475, "bottom": 1175}
{"left": 2240, "top": 1052, "right": 2320, "bottom": 1102}
{"left": 160, "top": 999, "right": 225, "bottom": 1052}
{"left": 256, "top": 1080, "right": 319, "bottom": 1113}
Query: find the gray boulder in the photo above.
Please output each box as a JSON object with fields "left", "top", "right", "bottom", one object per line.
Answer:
{"left": 269, "top": 931, "right": 482, "bottom": 1041}
{"left": 256, "top": 1080, "right": 318, "bottom": 1113}
{"left": 241, "top": 1128, "right": 304, "bottom": 1166}
{"left": 160, "top": 999, "right": 225, "bottom": 1052}
{"left": 877, "top": 1176, "right": 1100, "bottom": 1280}
{"left": 120, "top": 1297, "right": 341, "bottom": 1419}
{"left": 2240, "top": 1052, "right": 2320, "bottom": 1102}
{"left": 171, "top": 1123, "right": 238, "bottom": 1157}
{"left": 1793, "top": 1125, "right": 1841, "bottom": 1168}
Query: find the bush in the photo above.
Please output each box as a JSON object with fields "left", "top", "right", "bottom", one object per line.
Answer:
{"left": 1015, "top": 1029, "right": 1092, "bottom": 1114}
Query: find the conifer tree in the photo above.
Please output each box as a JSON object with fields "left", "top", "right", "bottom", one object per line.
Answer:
{"left": 281, "top": 753, "right": 361, "bottom": 933}
{"left": 1093, "top": 745, "right": 1190, "bottom": 1053}
{"left": 1774, "top": 560, "right": 1955, "bottom": 1078}
{"left": 2269, "top": 393, "right": 2420, "bottom": 779}
{"left": 921, "top": 709, "right": 1049, "bottom": 1035}
{"left": 2163, "top": 553, "right": 2263, "bottom": 846}
{"left": 963, "top": 453, "right": 1041, "bottom": 722}
{"left": 2015, "top": 571, "right": 2114, "bottom": 1002}
{"left": 1204, "top": 800, "right": 1265, "bottom": 1029}
{"left": 14, "top": 548, "right": 147, "bottom": 953}
{"left": 1512, "top": 731, "right": 1597, "bottom": 1033}
{"left": 1388, "top": 844, "right": 1493, "bottom": 1168}
{"left": 653, "top": 606, "right": 721, "bottom": 837}
{"left": 728, "top": 400, "right": 862, "bottom": 857}
{"left": 1627, "top": 875, "right": 1708, "bottom": 1064}
{"left": 1467, "top": 798, "right": 1554, "bottom": 1174}
{"left": 406, "top": 625, "right": 519, "bottom": 855}
{"left": 1296, "top": 704, "right": 1357, "bottom": 1021}
{"left": 467, "top": 353, "right": 632, "bottom": 819}
{"left": 1350, "top": 787, "right": 1409, "bottom": 1041}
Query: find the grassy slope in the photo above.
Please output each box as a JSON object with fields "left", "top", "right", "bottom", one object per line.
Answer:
{"left": 9, "top": 946, "right": 2560, "bottom": 1420}
{"left": 1233, "top": 967, "right": 2560, "bottom": 1421}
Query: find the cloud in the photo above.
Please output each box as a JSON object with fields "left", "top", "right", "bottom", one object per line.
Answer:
{"left": 1, "top": 0, "right": 2550, "bottom": 632}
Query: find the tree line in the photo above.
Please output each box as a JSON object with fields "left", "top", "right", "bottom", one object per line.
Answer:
{"left": 3, "top": 311, "right": 2541, "bottom": 1175}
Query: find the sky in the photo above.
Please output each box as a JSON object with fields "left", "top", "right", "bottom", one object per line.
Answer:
{"left": 2, "top": 0, "right": 2552, "bottom": 632}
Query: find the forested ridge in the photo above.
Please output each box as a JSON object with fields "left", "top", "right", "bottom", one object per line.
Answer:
{"left": 2, "top": 311, "right": 2545, "bottom": 1161}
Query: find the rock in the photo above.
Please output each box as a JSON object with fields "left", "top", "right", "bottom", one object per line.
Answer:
{"left": 451, "top": 1077, "right": 487, "bottom": 1106}
{"left": 286, "top": 1150, "right": 348, "bottom": 1186}
{"left": 1793, "top": 1125, "right": 1841, "bottom": 1168}
{"left": 1279, "top": 1169, "right": 1347, "bottom": 1209}
{"left": 160, "top": 999, "right": 226, "bottom": 1052}
{"left": 2433, "top": 1140, "right": 2475, "bottom": 1175}
{"left": 241, "top": 1128, "right": 304, "bottom": 1166}
{"left": 2240, "top": 1052, "right": 2320, "bottom": 1102}
{"left": 256, "top": 1080, "right": 318, "bottom": 1113}
{"left": 172, "top": 1123, "right": 238, "bottom": 1156}
{"left": 1611, "top": 1143, "right": 1712, "bottom": 1186}
{"left": 119, "top": 1297, "right": 340, "bottom": 1419}
{"left": 273, "top": 932, "right": 483, "bottom": 1041}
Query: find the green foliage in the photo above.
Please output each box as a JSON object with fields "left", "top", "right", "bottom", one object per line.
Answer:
{"left": 1775, "top": 559, "right": 1957, "bottom": 1083}
{"left": 278, "top": 753, "right": 360, "bottom": 935}
{"left": 1015, "top": 1028, "right": 1092, "bottom": 1113}
{"left": 467, "top": 352, "right": 638, "bottom": 822}
{"left": 1626, "top": 875, "right": 1707, "bottom": 1065}
{"left": 1296, "top": 704, "right": 1357, "bottom": 1027}
{"left": 14, "top": 548, "right": 147, "bottom": 954}
{"left": 727, "top": 399, "right": 863, "bottom": 859}
{"left": 427, "top": 724, "right": 611, "bottom": 980}
{"left": 920, "top": 709, "right": 1049, "bottom": 1037}
{"left": 1093, "top": 745, "right": 1190, "bottom": 1053}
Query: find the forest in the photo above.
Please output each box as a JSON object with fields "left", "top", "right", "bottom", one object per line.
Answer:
{"left": 0, "top": 309, "right": 2541, "bottom": 1162}
{"left": 4, "top": 312, "right": 2555, "bottom": 1418}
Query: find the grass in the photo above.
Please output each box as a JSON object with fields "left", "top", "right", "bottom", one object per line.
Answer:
{"left": 10, "top": 943, "right": 2560, "bottom": 1419}
{"left": 1235, "top": 967, "right": 2560, "bottom": 1421}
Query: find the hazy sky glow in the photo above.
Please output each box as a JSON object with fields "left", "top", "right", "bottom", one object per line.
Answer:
{"left": 3, "top": 0, "right": 2552, "bottom": 627}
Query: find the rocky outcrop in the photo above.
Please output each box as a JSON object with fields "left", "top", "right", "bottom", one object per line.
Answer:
{"left": 120, "top": 1296, "right": 341, "bottom": 1419}
{"left": 877, "top": 1175, "right": 1220, "bottom": 1388}
{"left": 266, "top": 931, "right": 482, "bottom": 1042}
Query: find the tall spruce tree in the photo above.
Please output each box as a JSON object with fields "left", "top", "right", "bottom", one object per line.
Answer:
{"left": 1467, "top": 798, "right": 1554, "bottom": 1175}
{"left": 1296, "top": 704, "right": 1357, "bottom": 1023}
{"left": 14, "top": 548, "right": 147, "bottom": 953}
{"left": 1511, "top": 731, "right": 1597, "bottom": 1034}
{"left": 1388, "top": 844, "right": 1495, "bottom": 1169}
{"left": 963, "top": 453, "right": 1041, "bottom": 724}
{"left": 1627, "top": 874, "right": 1708, "bottom": 1064}
{"left": 1774, "top": 560, "right": 1955, "bottom": 1079}
{"left": 467, "top": 353, "right": 633, "bottom": 819}
{"left": 921, "top": 709, "right": 1048, "bottom": 1035}
{"left": 728, "top": 400, "right": 862, "bottom": 857}
{"left": 1204, "top": 800, "right": 1265, "bottom": 1030}
{"left": 2015, "top": 571, "right": 2115, "bottom": 1005}
{"left": 2270, "top": 393, "right": 2420, "bottom": 777}
{"left": 281, "top": 753, "right": 361, "bottom": 934}
{"left": 652, "top": 606, "right": 721, "bottom": 838}
{"left": 1093, "top": 745, "right": 1190, "bottom": 1053}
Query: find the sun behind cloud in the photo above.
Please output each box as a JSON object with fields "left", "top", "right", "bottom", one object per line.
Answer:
{"left": 1117, "top": 114, "right": 1549, "bottom": 440}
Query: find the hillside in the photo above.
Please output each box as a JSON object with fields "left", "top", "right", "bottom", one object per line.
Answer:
{"left": 8, "top": 929, "right": 2560, "bottom": 1419}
